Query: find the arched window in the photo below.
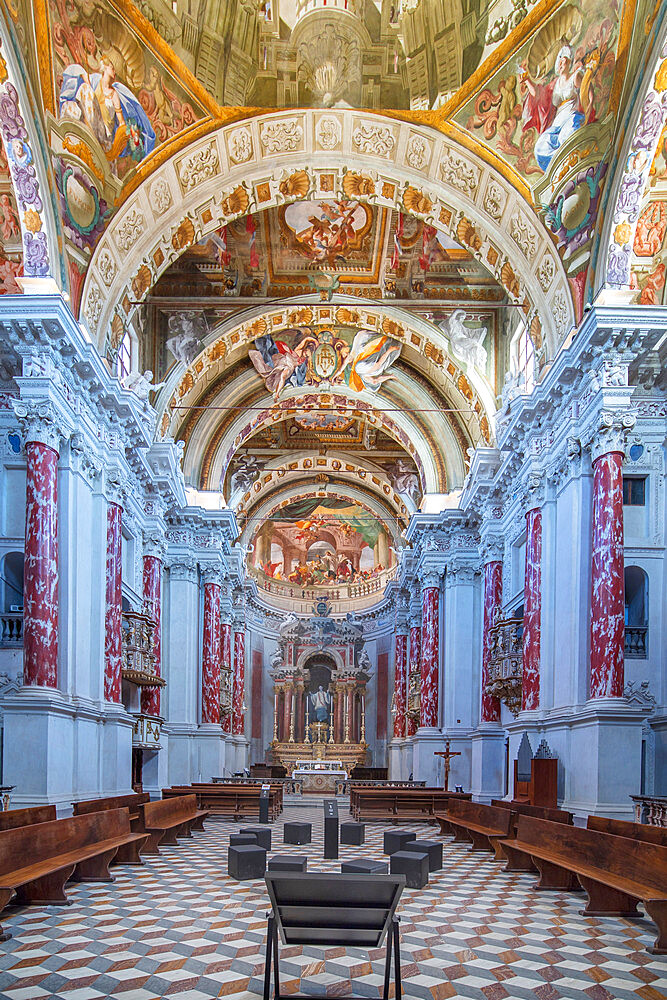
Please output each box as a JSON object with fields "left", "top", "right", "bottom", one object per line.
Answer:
{"left": 510, "top": 323, "right": 535, "bottom": 392}
{"left": 2, "top": 551, "right": 23, "bottom": 612}
{"left": 624, "top": 566, "right": 648, "bottom": 658}
{"left": 116, "top": 330, "right": 133, "bottom": 380}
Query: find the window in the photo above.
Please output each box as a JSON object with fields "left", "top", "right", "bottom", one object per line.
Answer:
{"left": 623, "top": 477, "right": 646, "bottom": 506}
{"left": 510, "top": 323, "right": 535, "bottom": 393}
{"left": 116, "top": 330, "right": 132, "bottom": 380}
{"left": 624, "top": 566, "right": 648, "bottom": 658}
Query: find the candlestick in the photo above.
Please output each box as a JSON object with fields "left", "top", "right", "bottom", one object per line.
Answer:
{"left": 344, "top": 688, "right": 350, "bottom": 743}
{"left": 289, "top": 691, "right": 295, "bottom": 742}
{"left": 273, "top": 691, "right": 278, "bottom": 741}
{"left": 305, "top": 695, "right": 311, "bottom": 744}
{"left": 361, "top": 694, "right": 366, "bottom": 742}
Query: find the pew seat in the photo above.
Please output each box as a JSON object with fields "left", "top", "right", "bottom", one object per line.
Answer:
{"left": 436, "top": 800, "right": 512, "bottom": 853}
{"left": 0, "top": 809, "right": 148, "bottom": 941}
{"left": 137, "top": 794, "right": 209, "bottom": 853}
{"left": 499, "top": 815, "right": 667, "bottom": 954}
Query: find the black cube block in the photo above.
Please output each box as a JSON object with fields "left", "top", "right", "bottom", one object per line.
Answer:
{"left": 268, "top": 855, "right": 308, "bottom": 872}
{"left": 390, "top": 850, "right": 429, "bottom": 888}
{"left": 228, "top": 844, "right": 266, "bottom": 880}
{"left": 230, "top": 833, "right": 258, "bottom": 847}
{"left": 340, "top": 822, "right": 365, "bottom": 845}
{"left": 383, "top": 830, "right": 417, "bottom": 855}
{"left": 283, "top": 821, "right": 311, "bottom": 845}
{"left": 402, "top": 839, "right": 443, "bottom": 871}
{"left": 240, "top": 826, "right": 272, "bottom": 850}
{"left": 341, "top": 858, "right": 388, "bottom": 874}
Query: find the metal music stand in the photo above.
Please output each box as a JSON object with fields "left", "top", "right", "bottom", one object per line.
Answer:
{"left": 263, "top": 873, "right": 405, "bottom": 1000}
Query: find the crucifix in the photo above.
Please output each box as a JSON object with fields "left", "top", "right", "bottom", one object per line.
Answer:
{"left": 434, "top": 740, "right": 461, "bottom": 791}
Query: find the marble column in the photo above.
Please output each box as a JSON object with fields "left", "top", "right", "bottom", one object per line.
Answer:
{"left": 481, "top": 561, "right": 503, "bottom": 722}
{"left": 23, "top": 441, "right": 59, "bottom": 688}
{"left": 522, "top": 508, "right": 542, "bottom": 711}
{"left": 141, "top": 553, "right": 162, "bottom": 717}
{"left": 393, "top": 630, "right": 407, "bottom": 738}
{"left": 420, "top": 577, "right": 440, "bottom": 728}
{"left": 590, "top": 450, "right": 625, "bottom": 698}
{"left": 283, "top": 682, "right": 293, "bottom": 741}
{"left": 232, "top": 627, "right": 246, "bottom": 735}
{"left": 201, "top": 576, "right": 221, "bottom": 725}
{"left": 407, "top": 619, "right": 421, "bottom": 737}
{"left": 104, "top": 502, "right": 123, "bottom": 704}
{"left": 335, "top": 685, "right": 344, "bottom": 743}
{"left": 220, "top": 621, "right": 232, "bottom": 734}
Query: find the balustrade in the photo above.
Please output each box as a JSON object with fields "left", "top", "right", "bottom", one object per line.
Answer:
{"left": 625, "top": 626, "right": 648, "bottom": 658}
{"left": 0, "top": 613, "right": 23, "bottom": 646}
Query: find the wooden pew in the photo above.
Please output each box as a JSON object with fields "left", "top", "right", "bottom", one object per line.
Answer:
{"left": 137, "top": 795, "right": 209, "bottom": 853}
{"left": 163, "top": 783, "right": 282, "bottom": 821}
{"left": 499, "top": 815, "right": 667, "bottom": 954}
{"left": 587, "top": 815, "right": 667, "bottom": 847}
{"left": 73, "top": 793, "right": 150, "bottom": 831}
{"left": 436, "top": 800, "right": 512, "bottom": 853}
{"left": 0, "top": 808, "right": 148, "bottom": 941}
{"left": 489, "top": 800, "right": 573, "bottom": 863}
{"left": 351, "top": 787, "right": 471, "bottom": 822}
{"left": 0, "top": 805, "right": 56, "bottom": 832}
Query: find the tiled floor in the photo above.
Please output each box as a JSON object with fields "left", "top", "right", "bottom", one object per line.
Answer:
{"left": 0, "top": 804, "right": 665, "bottom": 1000}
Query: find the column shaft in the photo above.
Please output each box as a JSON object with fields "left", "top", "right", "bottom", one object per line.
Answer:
{"left": 141, "top": 556, "right": 162, "bottom": 716}
{"left": 481, "top": 561, "right": 503, "bottom": 722}
{"left": 104, "top": 502, "right": 122, "bottom": 703}
{"left": 221, "top": 621, "right": 232, "bottom": 733}
{"left": 590, "top": 452, "right": 625, "bottom": 697}
{"left": 522, "top": 509, "right": 542, "bottom": 710}
{"left": 407, "top": 625, "right": 420, "bottom": 736}
{"left": 393, "top": 632, "right": 407, "bottom": 737}
{"left": 202, "top": 583, "right": 221, "bottom": 724}
{"left": 420, "top": 586, "right": 439, "bottom": 727}
{"left": 23, "top": 442, "right": 59, "bottom": 687}
{"left": 232, "top": 629, "right": 245, "bottom": 735}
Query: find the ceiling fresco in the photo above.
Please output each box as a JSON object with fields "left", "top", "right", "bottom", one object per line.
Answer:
{"left": 0, "top": 136, "right": 23, "bottom": 295}
{"left": 628, "top": 129, "right": 667, "bottom": 305}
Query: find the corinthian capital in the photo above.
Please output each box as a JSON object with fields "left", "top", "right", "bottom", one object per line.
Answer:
{"left": 168, "top": 557, "right": 198, "bottom": 583}
{"left": 11, "top": 398, "right": 72, "bottom": 453}
{"left": 143, "top": 530, "right": 166, "bottom": 561}
{"left": 590, "top": 410, "right": 637, "bottom": 465}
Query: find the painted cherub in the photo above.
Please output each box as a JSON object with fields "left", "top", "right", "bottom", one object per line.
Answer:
{"left": 0, "top": 194, "right": 20, "bottom": 242}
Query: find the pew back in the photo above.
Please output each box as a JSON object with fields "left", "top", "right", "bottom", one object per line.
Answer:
{"left": 73, "top": 793, "right": 149, "bottom": 818}
{"left": 0, "top": 808, "right": 131, "bottom": 876}
{"left": 447, "top": 799, "right": 513, "bottom": 834}
{"left": 142, "top": 794, "right": 198, "bottom": 827}
{"left": 587, "top": 814, "right": 667, "bottom": 846}
{"left": 0, "top": 805, "right": 56, "bottom": 832}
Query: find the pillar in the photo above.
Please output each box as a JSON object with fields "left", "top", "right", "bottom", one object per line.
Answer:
{"left": 201, "top": 574, "right": 221, "bottom": 725}
{"left": 283, "top": 681, "right": 293, "bottom": 741}
{"left": 481, "top": 561, "right": 503, "bottom": 722}
{"left": 104, "top": 502, "right": 123, "bottom": 703}
{"left": 23, "top": 440, "right": 60, "bottom": 687}
{"left": 522, "top": 508, "right": 542, "bottom": 711}
{"left": 420, "top": 575, "right": 440, "bottom": 727}
{"left": 141, "top": 552, "right": 163, "bottom": 717}
{"left": 393, "top": 630, "right": 407, "bottom": 738}
{"left": 407, "top": 618, "right": 420, "bottom": 737}
{"left": 590, "top": 451, "right": 625, "bottom": 698}
{"left": 335, "top": 685, "right": 344, "bottom": 742}
{"left": 232, "top": 626, "right": 246, "bottom": 735}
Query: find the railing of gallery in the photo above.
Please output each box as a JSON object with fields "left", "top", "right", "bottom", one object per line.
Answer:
{"left": 252, "top": 566, "right": 397, "bottom": 613}
{"left": 0, "top": 612, "right": 22, "bottom": 647}
{"left": 624, "top": 626, "right": 648, "bottom": 658}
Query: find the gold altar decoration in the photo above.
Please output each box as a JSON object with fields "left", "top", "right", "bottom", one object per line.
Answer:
{"left": 485, "top": 609, "right": 523, "bottom": 716}
{"left": 121, "top": 610, "right": 163, "bottom": 686}
{"left": 220, "top": 660, "right": 233, "bottom": 724}
{"left": 407, "top": 668, "right": 420, "bottom": 726}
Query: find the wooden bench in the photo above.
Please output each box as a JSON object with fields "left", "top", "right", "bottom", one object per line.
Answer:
{"left": 499, "top": 815, "right": 667, "bottom": 954}
{"left": 436, "top": 800, "right": 512, "bottom": 853}
{"left": 0, "top": 808, "right": 148, "bottom": 941}
{"left": 163, "top": 783, "right": 282, "bottom": 821}
{"left": 0, "top": 805, "right": 57, "bottom": 832}
{"left": 351, "top": 787, "right": 471, "bottom": 823}
{"left": 138, "top": 794, "right": 209, "bottom": 853}
{"left": 587, "top": 814, "right": 667, "bottom": 847}
{"left": 73, "top": 793, "right": 149, "bottom": 831}
{"left": 489, "top": 800, "right": 573, "bottom": 864}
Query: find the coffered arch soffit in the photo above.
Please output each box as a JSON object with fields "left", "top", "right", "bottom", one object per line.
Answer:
{"left": 80, "top": 111, "right": 572, "bottom": 357}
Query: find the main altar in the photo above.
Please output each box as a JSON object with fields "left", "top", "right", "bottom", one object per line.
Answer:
{"left": 269, "top": 599, "right": 369, "bottom": 788}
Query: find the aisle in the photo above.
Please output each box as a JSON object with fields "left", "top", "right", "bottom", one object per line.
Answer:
{"left": 0, "top": 807, "right": 662, "bottom": 1000}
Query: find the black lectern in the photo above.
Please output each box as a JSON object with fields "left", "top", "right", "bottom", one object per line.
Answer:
{"left": 323, "top": 798, "right": 338, "bottom": 859}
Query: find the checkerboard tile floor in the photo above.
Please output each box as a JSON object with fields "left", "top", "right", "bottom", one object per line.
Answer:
{"left": 0, "top": 804, "right": 664, "bottom": 1000}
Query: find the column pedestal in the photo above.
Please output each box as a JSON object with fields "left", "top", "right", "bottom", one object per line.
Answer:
{"left": 388, "top": 737, "right": 405, "bottom": 780}
{"left": 141, "top": 732, "right": 170, "bottom": 798}
{"left": 195, "top": 723, "right": 226, "bottom": 781}
{"left": 470, "top": 724, "right": 506, "bottom": 802}
{"left": 412, "top": 727, "right": 446, "bottom": 785}
{"left": 101, "top": 701, "right": 134, "bottom": 794}
{"left": 227, "top": 734, "right": 250, "bottom": 774}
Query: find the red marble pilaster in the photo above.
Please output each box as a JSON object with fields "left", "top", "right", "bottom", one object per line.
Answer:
{"left": 481, "top": 561, "right": 503, "bottom": 722}
{"left": 590, "top": 451, "right": 625, "bottom": 698}
{"left": 522, "top": 509, "right": 542, "bottom": 711}
{"left": 335, "top": 687, "right": 344, "bottom": 742}
{"left": 104, "top": 503, "right": 123, "bottom": 703}
{"left": 141, "top": 555, "right": 162, "bottom": 716}
{"left": 283, "top": 683, "right": 292, "bottom": 740}
{"left": 393, "top": 631, "right": 407, "bottom": 737}
{"left": 221, "top": 621, "right": 232, "bottom": 733}
{"left": 202, "top": 582, "right": 221, "bottom": 724}
{"left": 407, "top": 624, "right": 420, "bottom": 736}
{"left": 24, "top": 442, "right": 59, "bottom": 688}
{"left": 420, "top": 584, "right": 440, "bottom": 727}
{"left": 232, "top": 629, "right": 245, "bottom": 735}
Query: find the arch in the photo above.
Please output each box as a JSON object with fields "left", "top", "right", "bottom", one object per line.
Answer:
{"left": 624, "top": 564, "right": 649, "bottom": 659}
{"left": 0, "top": 15, "right": 63, "bottom": 286}
{"left": 1, "top": 550, "right": 23, "bottom": 612}
{"left": 79, "top": 110, "right": 572, "bottom": 357}
{"left": 599, "top": 16, "right": 667, "bottom": 290}
{"left": 297, "top": 647, "right": 343, "bottom": 674}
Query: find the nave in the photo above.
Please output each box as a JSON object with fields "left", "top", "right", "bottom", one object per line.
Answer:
{"left": 0, "top": 805, "right": 662, "bottom": 1000}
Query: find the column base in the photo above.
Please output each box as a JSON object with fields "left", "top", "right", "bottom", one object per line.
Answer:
{"left": 228, "top": 734, "right": 250, "bottom": 775}
{"left": 388, "top": 737, "right": 405, "bottom": 780}
{"left": 412, "top": 728, "right": 446, "bottom": 786}
{"left": 140, "top": 725, "right": 170, "bottom": 798}
{"left": 196, "top": 724, "right": 227, "bottom": 781}
{"left": 101, "top": 701, "right": 135, "bottom": 796}
{"left": 470, "top": 724, "right": 506, "bottom": 802}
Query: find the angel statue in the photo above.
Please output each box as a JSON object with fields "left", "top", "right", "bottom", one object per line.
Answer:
{"left": 310, "top": 685, "right": 331, "bottom": 722}
{"left": 440, "top": 310, "right": 488, "bottom": 371}
{"left": 121, "top": 370, "right": 167, "bottom": 403}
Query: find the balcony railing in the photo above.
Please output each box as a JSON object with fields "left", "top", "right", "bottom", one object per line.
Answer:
{"left": 625, "top": 626, "right": 647, "bottom": 658}
{"left": 0, "top": 613, "right": 23, "bottom": 646}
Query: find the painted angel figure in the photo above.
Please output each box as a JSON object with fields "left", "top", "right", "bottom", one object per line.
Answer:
{"left": 248, "top": 331, "right": 317, "bottom": 400}
{"left": 441, "top": 310, "right": 488, "bottom": 371}
{"left": 520, "top": 45, "right": 584, "bottom": 173}
{"left": 59, "top": 52, "right": 156, "bottom": 167}
{"left": 339, "top": 330, "right": 401, "bottom": 392}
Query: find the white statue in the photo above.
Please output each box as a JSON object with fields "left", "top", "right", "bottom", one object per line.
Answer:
{"left": 166, "top": 311, "right": 207, "bottom": 364}
{"left": 310, "top": 685, "right": 331, "bottom": 722}
{"left": 387, "top": 457, "right": 421, "bottom": 503}
{"left": 121, "top": 369, "right": 166, "bottom": 402}
{"left": 441, "top": 310, "right": 488, "bottom": 371}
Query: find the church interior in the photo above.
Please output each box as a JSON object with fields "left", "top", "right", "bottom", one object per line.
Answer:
{"left": 0, "top": 0, "right": 666, "bottom": 995}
